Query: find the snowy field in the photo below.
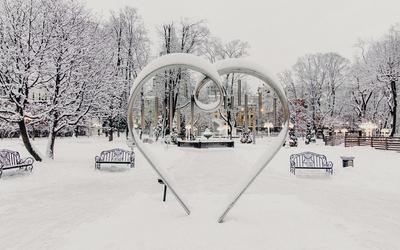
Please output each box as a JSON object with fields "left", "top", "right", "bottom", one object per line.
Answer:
{"left": 0, "top": 136, "right": 400, "bottom": 250}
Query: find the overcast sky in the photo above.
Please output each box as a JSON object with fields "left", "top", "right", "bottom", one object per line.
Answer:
{"left": 81, "top": 0, "right": 400, "bottom": 74}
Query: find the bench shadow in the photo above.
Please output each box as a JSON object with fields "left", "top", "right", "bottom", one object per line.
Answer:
{"left": 97, "top": 165, "right": 131, "bottom": 173}
{"left": 293, "top": 171, "right": 332, "bottom": 179}
{"left": 1, "top": 169, "right": 32, "bottom": 179}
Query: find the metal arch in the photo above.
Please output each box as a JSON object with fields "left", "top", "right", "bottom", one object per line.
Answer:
{"left": 214, "top": 58, "right": 290, "bottom": 223}
{"left": 127, "top": 53, "right": 224, "bottom": 216}
{"left": 127, "top": 54, "right": 290, "bottom": 223}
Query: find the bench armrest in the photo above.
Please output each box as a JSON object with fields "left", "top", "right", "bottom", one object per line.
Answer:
{"left": 95, "top": 156, "right": 100, "bottom": 162}
{"left": 327, "top": 161, "right": 333, "bottom": 168}
{"left": 20, "top": 157, "right": 34, "bottom": 165}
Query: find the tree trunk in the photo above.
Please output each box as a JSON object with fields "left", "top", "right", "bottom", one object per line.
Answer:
{"left": 46, "top": 129, "right": 56, "bottom": 160}
{"left": 108, "top": 117, "right": 114, "bottom": 141}
{"left": 74, "top": 126, "right": 79, "bottom": 138}
{"left": 227, "top": 110, "right": 233, "bottom": 139}
{"left": 46, "top": 116, "right": 59, "bottom": 159}
{"left": 18, "top": 120, "right": 42, "bottom": 161}
{"left": 109, "top": 129, "right": 114, "bottom": 141}
{"left": 390, "top": 80, "right": 397, "bottom": 136}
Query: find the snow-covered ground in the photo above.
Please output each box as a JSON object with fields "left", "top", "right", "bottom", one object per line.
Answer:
{"left": 0, "top": 136, "right": 399, "bottom": 250}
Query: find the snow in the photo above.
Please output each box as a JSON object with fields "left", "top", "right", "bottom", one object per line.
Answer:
{"left": 1, "top": 136, "right": 400, "bottom": 250}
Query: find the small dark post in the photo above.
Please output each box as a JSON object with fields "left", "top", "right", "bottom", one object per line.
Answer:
{"left": 163, "top": 185, "right": 167, "bottom": 202}
{"left": 158, "top": 179, "right": 167, "bottom": 202}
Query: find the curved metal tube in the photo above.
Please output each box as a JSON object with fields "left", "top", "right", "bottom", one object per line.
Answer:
{"left": 127, "top": 53, "right": 224, "bottom": 216}
{"left": 214, "top": 59, "right": 289, "bottom": 223}
{"left": 127, "top": 54, "right": 290, "bottom": 223}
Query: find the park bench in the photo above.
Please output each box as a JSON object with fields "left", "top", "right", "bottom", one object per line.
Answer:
{"left": 290, "top": 151, "right": 333, "bottom": 175}
{"left": 0, "top": 149, "right": 34, "bottom": 179}
{"left": 95, "top": 148, "right": 135, "bottom": 170}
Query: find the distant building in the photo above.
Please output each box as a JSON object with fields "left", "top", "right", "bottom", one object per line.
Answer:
{"left": 235, "top": 104, "right": 257, "bottom": 129}
{"left": 29, "top": 86, "right": 50, "bottom": 104}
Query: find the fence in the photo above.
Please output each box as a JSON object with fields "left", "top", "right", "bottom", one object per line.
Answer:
{"left": 344, "top": 136, "right": 400, "bottom": 152}
{"left": 324, "top": 135, "right": 345, "bottom": 146}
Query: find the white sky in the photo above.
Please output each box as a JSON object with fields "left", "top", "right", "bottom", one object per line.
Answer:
{"left": 81, "top": 0, "right": 400, "bottom": 74}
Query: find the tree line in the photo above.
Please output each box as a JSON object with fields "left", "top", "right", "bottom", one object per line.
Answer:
{"left": 0, "top": 0, "right": 249, "bottom": 160}
{"left": 280, "top": 26, "right": 400, "bottom": 138}
{"left": 1, "top": 0, "right": 399, "bottom": 161}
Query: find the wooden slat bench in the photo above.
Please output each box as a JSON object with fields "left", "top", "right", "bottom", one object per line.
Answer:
{"left": 0, "top": 149, "right": 34, "bottom": 179}
{"left": 290, "top": 151, "right": 333, "bottom": 175}
{"left": 95, "top": 148, "right": 135, "bottom": 170}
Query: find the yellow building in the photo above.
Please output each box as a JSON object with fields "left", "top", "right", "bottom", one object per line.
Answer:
{"left": 236, "top": 105, "right": 257, "bottom": 129}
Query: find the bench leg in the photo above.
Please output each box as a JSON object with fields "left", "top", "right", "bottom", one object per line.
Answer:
{"left": 0, "top": 169, "right": 2, "bottom": 179}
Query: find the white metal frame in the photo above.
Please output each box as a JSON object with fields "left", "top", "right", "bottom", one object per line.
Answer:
{"left": 127, "top": 54, "right": 289, "bottom": 223}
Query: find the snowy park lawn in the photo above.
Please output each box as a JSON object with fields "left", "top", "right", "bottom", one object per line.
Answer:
{"left": 0, "top": 136, "right": 400, "bottom": 250}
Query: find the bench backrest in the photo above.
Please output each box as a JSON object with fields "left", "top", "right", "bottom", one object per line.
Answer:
{"left": 290, "top": 151, "right": 330, "bottom": 168}
{"left": 0, "top": 149, "right": 21, "bottom": 166}
{"left": 99, "top": 148, "right": 134, "bottom": 162}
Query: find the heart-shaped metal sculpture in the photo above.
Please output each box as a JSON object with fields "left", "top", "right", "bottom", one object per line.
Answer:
{"left": 127, "top": 53, "right": 289, "bottom": 223}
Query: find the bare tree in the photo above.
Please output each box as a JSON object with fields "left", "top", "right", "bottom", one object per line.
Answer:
{"left": 281, "top": 53, "right": 350, "bottom": 132}
{"left": 355, "top": 27, "right": 400, "bottom": 136}
{"left": 156, "top": 19, "right": 210, "bottom": 136}
{"left": 104, "top": 7, "right": 150, "bottom": 141}
{"left": 0, "top": 0, "right": 54, "bottom": 161}
{"left": 203, "top": 38, "right": 250, "bottom": 138}
{"left": 43, "top": 0, "right": 108, "bottom": 159}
